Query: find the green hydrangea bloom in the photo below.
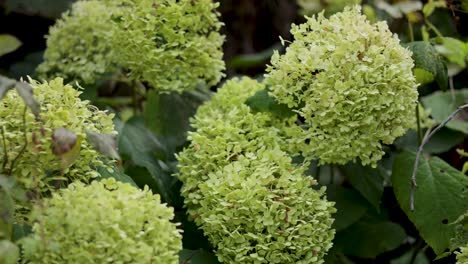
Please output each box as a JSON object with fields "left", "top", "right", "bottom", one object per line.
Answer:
{"left": 265, "top": 6, "right": 418, "bottom": 167}
{"left": 457, "top": 246, "right": 468, "bottom": 264}
{"left": 37, "top": 1, "right": 118, "bottom": 84}
{"left": 38, "top": 0, "right": 225, "bottom": 93}
{"left": 0, "top": 78, "right": 116, "bottom": 194}
{"left": 177, "top": 77, "right": 336, "bottom": 263}
{"left": 20, "top": 178, "right": 182, "bottom": 264}
{"left": 297, "top": 0, "right": 361, "bottom": 16}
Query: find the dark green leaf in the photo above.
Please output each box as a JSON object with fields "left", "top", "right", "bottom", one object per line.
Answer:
{"left": 395, "top": 128, "right": 465, "bottom": 154}
{"left": 97, "top": 165, "right": 137, "bottom": 187}
{"left": 85, "top": 130, "right": 120, "bottom": 160}
{"left": 0, "top": 240, "right": 19, "bottom": 264}
{"left": 421, "top": 89, "right": 468, "bottom": 134}
{"left": 228, "top": 43, "right": 281, "bottom": 69}
{"left": 334, "top": 220, "right": 406, "bottom": 258}
{"left": 391, "top": 150, "right": 468, "bottom": 254}
{"left": 144, "top": 88, "right": 209, "bottom": 154}
{"left": 390, "top": 250, "right": 430, "bottom": 264}
{"left": 0, "top": 35, "right": 22, "bottom": 57}
{"left": 5, "top": 0, "right": 74, "bottom": 19}
{"left": 118, "top": 117, "right": 179, "bottom": 204}
{"left": 0, "top": 76, "right": 16, "bottom": 100}
{"left": 179, "top": 249, "right": 220, "bottom": 264}
{"left": 12, "top": 224, "right": 31, "bottom": 241}
{"left": 406, "top": 41, "right": 448, "bottom": 90}
{"left": 326, "top": 186, "right": 370, "bottom": 231}
{"left": 245, "top": 89, "right": 295, "bottom": 119}
{"left": 15, "top": 81, "right": 40, "bottom": 117}
{"left": 340, "top": 163, "right": 385, "bottom": 210}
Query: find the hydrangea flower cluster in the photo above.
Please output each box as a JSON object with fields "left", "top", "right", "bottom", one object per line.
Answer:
{"left": 20, "top": 178, "right": 182, "bottom": 263}
{"left": 0, "top": 78, "right": 115, "bottom": 193}
{"left": 297, "top": 0, "right": 361, "bottom": 16}
{"left": 457, "top": 246, "right": 467, "bottom": 264}
{"left": 38, "top": 0, "right": 225, "bottom": 93}
{"left": 265, "top": 6, "right": 418, "bottom": 167}
{"left": 177, "top": 78, "right": 336, "bottom": 263}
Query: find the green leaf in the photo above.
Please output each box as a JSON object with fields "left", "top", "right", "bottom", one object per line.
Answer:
{"left": 12, "top": 224, "right": 31, "bottom": 242}
{"left": 0, "top": 76, "right": 16, "bottom": 100}
{"left": 391, "top": 150, "right": 468, "bottom": 254}
{"left": 228, "top": 43, "right": 281, "bottom": 69}
{"left": 390, "top": 250, "right": 430, "bottom": 264}
{"left": 85, "top": 130, "right": 120, "bottom": 160}
{"left": 15, "top": 81, "right": 40, "bottom": 117}
{"left": 0, "top": 35, "right": 22, "bottom": 57}
{"left": 435, "top": 37, "right": 468, "bottom": 68}
{"left": 413, "top": 68, "right": 434, "bottom": 85}
{"left": 0, "top": 186, "right": 14, "bottom": 239}
{"left": 179, "top": 249, "right": 220, "bottom": 264}
{"left": 422, "top": 0, "right": 446, "bottom": 17}
{"left": 334, "top": 219, "right": 406, "bottom": 258}
{"left": 395, "top": 128, "right": 465, "bottom": 154}
{"left": 51, "top": 127, "right": 82, "bottom": 170}
{"left": 0, "top": 240, "right": 19, "bottom": 264}
{"left": 5, "top": 0, "right": 74, "bottom": 19}
{"left": 406, "top": 41, "right": 448, "bottom": 90}
{"left": 421, "top": 89, "right": 468, "bottom": 134}
{"left": 326, "top": 186, "right": 371, "bottom": 231}
{"left": 118, "top": 117, "right": 179, "bottom": 204}
{"left": 97, "top": 165, "right": 137, "bottom": 187}
{"left": 144, "top": 88, "right": 209, "bottom": 153}
{"left": 339, "top": 163, "right": 385, "bottom": 211}
{"left": 245, "top": 88, "right": 295, "bottom": 119}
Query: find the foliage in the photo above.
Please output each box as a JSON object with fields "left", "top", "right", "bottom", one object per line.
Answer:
{"left": 20, "top": 178, "right": 182, "bottom": 263}
{"left": 265, "top": 6, "right": 418, "bottom": 167}
{"left": 0, "top": 0, "right": 467, "bottom": 263}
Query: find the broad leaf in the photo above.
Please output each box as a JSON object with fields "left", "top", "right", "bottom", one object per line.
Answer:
{"left": 0, "top": 187, "right": 14, "bottom": 239}
{"left": 15, "top": 81, "right": 40, "bottom": 117}
{"left": 245, "top": 89, "right": 295, "bottom": 119}
{"left": 85, "top": 130, "right": 120, "bottom": 160}
{"left": 179, "top": 249, "right": 220, "bottom": 264}
{"left": 5, "top": 0, "right": 74, "bottom": 19}
{"left": 390, "top": 250, "right": 430, "bottom": 264}
{"left": 97, "top": 165, "right": 137, "bottom": 187}
{"left": 340, "top": 163, "right": 385, "bottom": 210}
{"left": 144, "top": 88, "right": 209, "bottom": 154}
{"left": 0, "top": 76, "right": 16, "bottom": 100}
{"left": 118, "top": 117, "right": 179, "bottom": 204}
{"left": 421, "top": 89, "right": 468, "bottom": 134}
{"left": 326, "top": 186, "right": 370, "bottom": 231}
{"left": 334, "top": 219, "right": 406, "bottom": 258}
{"left": 391, "top": 150, "right": 468, "bottom": 254}
{"left": 406, "top": 41, "right": 448, "bottom": 90}
{"left": 435, "top": 37, "right": 468, "bottom": 68}
{"left": 395, "top": 128, "right": 465, "bottom": 154}
{"left": 0, "top": 35, "right": 21, "bottom": 57}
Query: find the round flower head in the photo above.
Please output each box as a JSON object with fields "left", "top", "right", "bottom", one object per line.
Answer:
{"left": 177, "top": 78, "right": 336, "bottom": 263}
{"left": 37, "top": 1, "right": 118, "bottom": 84}
{"left": 297, "top": 0, "right": 361, "bottom": 16}
{"left": 20, "top": 178, "right": 182, "bottom": 264}
{"left": 265, "top": 6, "right": 418, "bottom": 167}
{"left": 38, "top": 0, "right": 225, "bottom": 93}
{"left": 0, "top": 78, "right": 116, "bottom": 194}
{"left": 457, "top": 246, "right": 468, "bottom": 264}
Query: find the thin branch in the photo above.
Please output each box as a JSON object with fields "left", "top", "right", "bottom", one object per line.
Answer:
{"left": 8, "top": 106, "right": 28, "bottom": 175}
{"left": 1, "top": 126, "right": 8, "bottom": 173}
{"left": 416, "top": 105, "right": 422, "bottom": 146}
{"left": 411, "top": 103, "right": 468, "bottom": 211}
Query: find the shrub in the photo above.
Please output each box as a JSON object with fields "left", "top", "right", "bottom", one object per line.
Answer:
{"left": 20, "top": 178, "right": 182, "bottom": 264}
{"left": 38, "top": 0, "right": 225, "bottom": 93}
{"left": 177, "top": 78, "right": 336, "bottom": 263}
{"left": 265, "top": 6, "right": 418, "bottom": 167}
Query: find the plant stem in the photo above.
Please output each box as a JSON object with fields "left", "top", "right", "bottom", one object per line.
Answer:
{"left": 8, "top": 106, "right": 28, "bottom": 175}
{"left": 425, "top": 19, "right": 444, "bottom": 38}
{"left": 410, "top": 103, "right": 468, "bottom": 211}
{"left": 1, "top": 126, "right": 8, "bottom": 173}
{"left": 416, "top": 105, "right": 422, "bottom": 146}
{"left": 408, "top": 20, "right": 415, "bottom": 42}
